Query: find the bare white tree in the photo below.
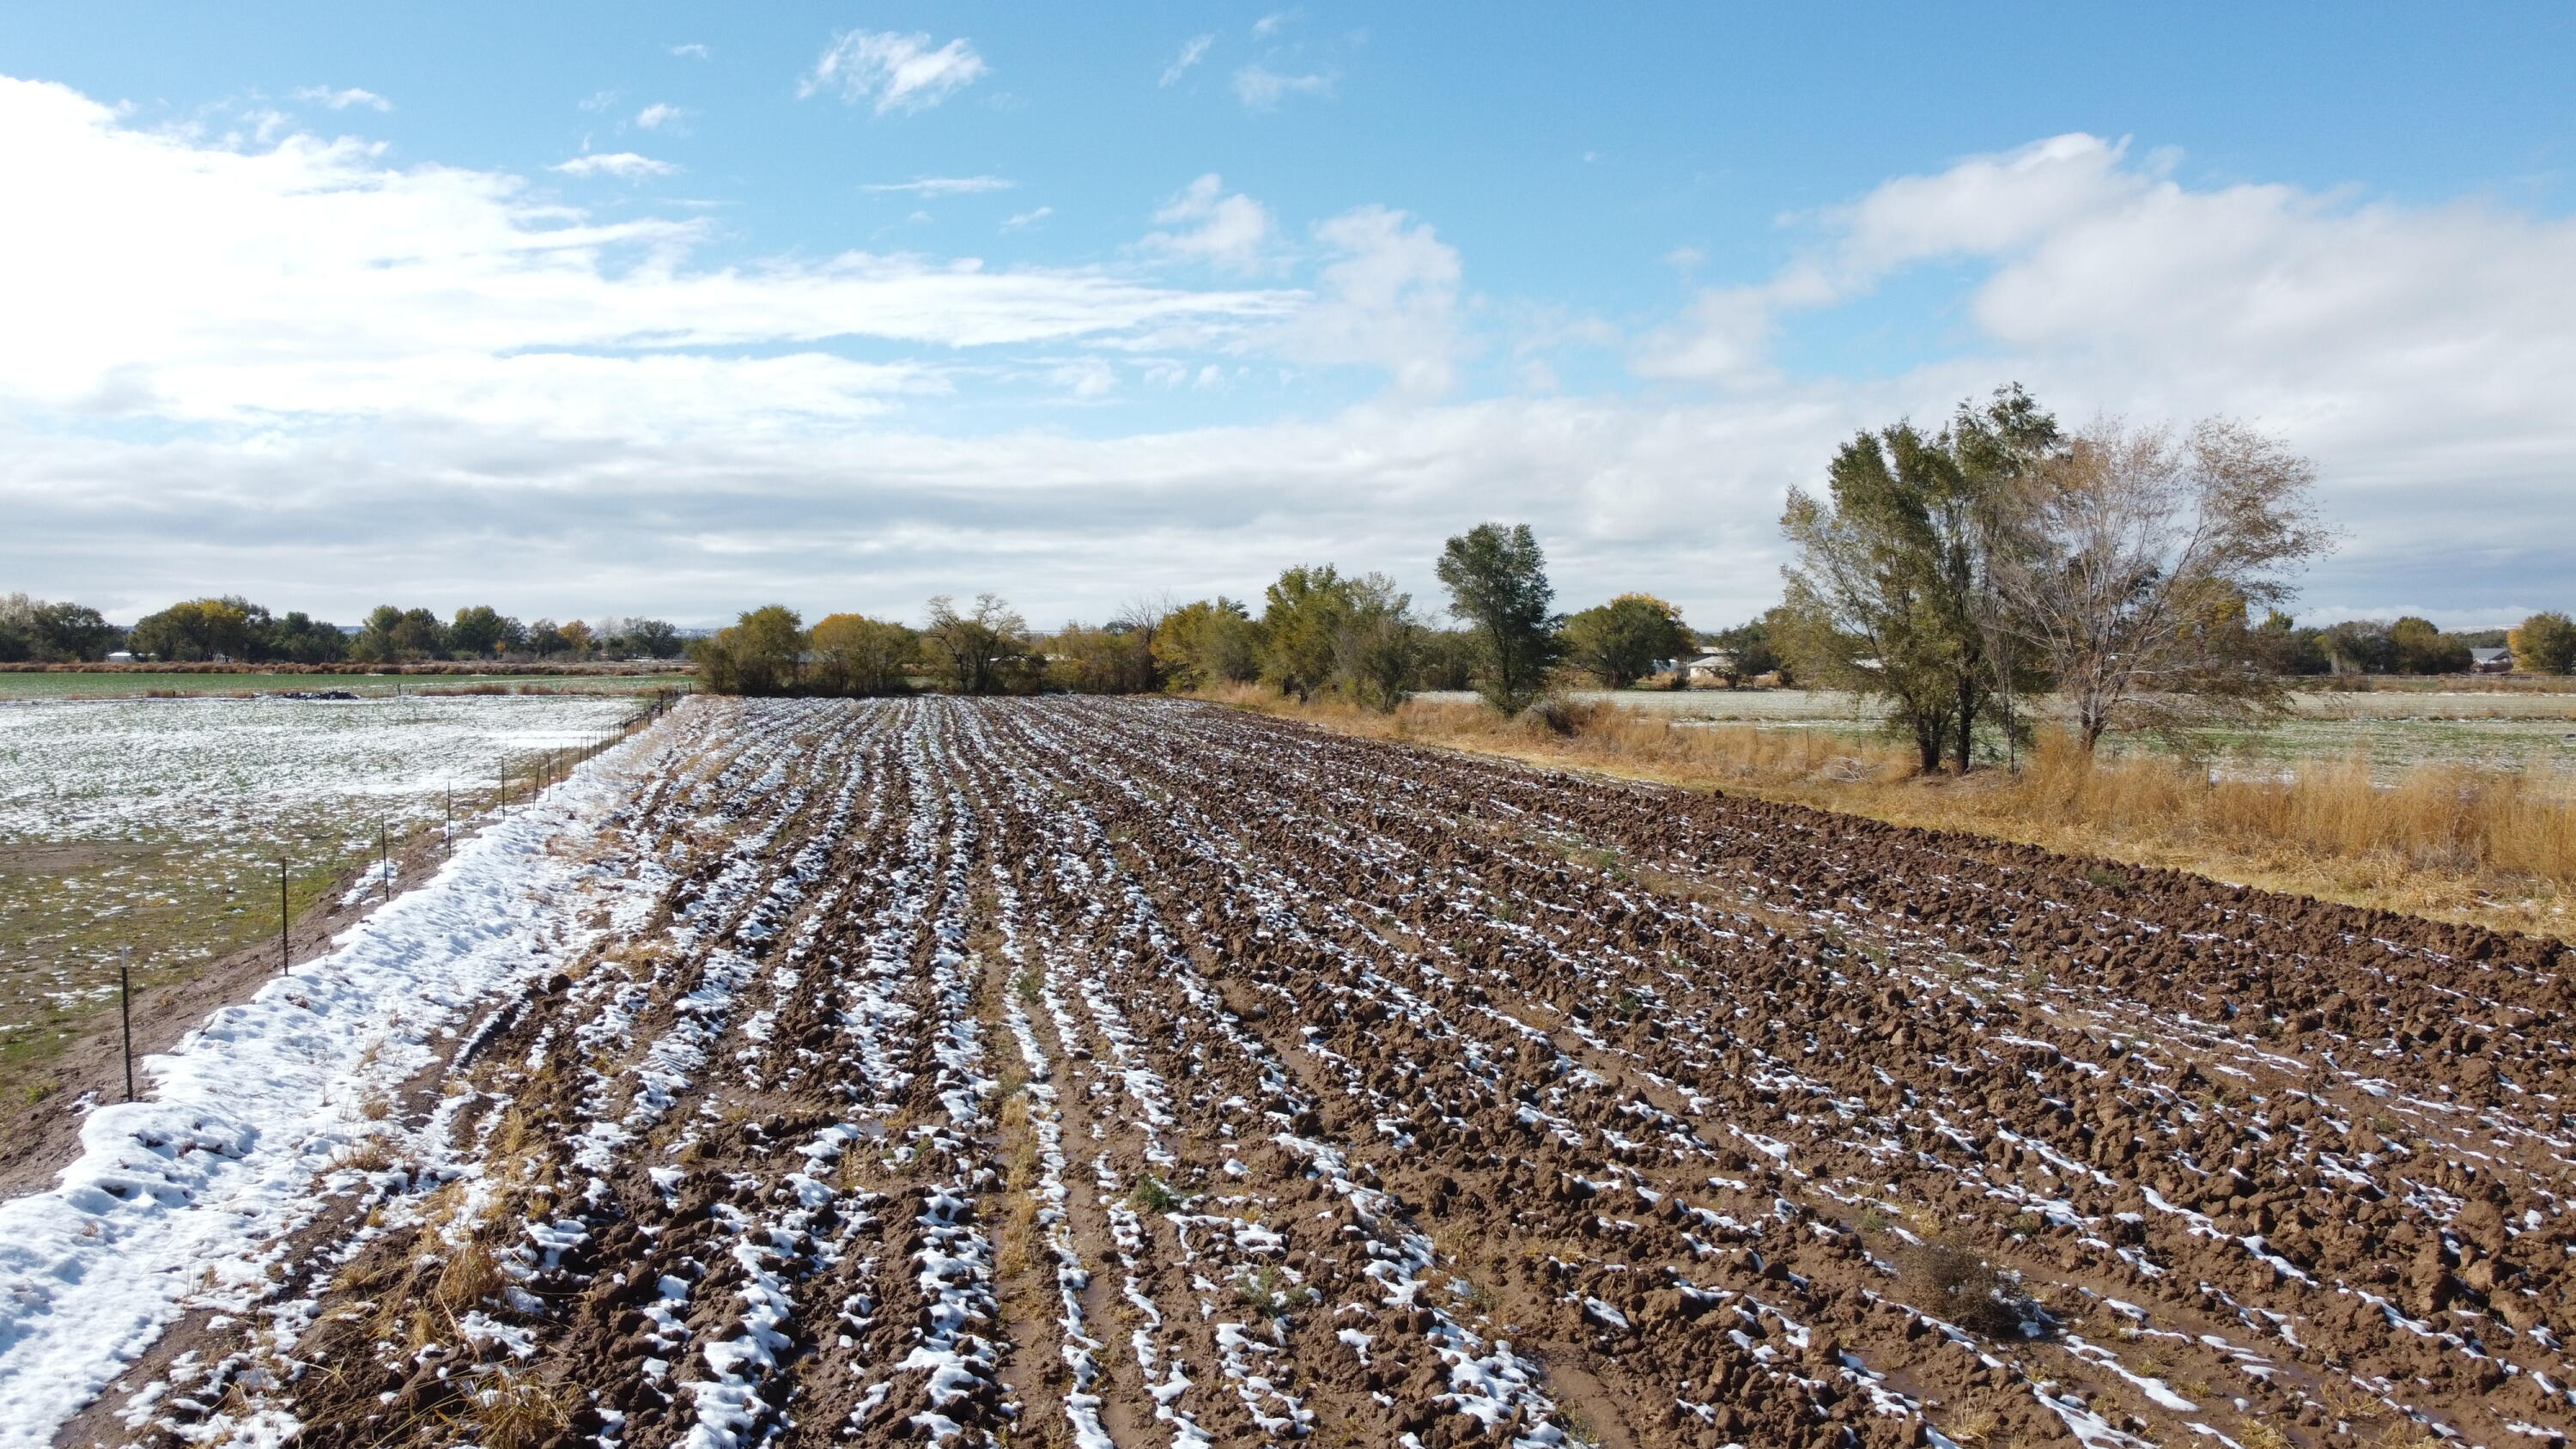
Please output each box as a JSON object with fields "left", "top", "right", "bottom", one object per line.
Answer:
{"left": 1990, "top": 417, "right": 2329, "bottom": 751}
{"left": 1111, "top": 591, "right": 1181, "bottom": 693}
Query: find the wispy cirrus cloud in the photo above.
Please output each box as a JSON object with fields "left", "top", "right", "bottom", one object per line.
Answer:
{"left": 551, "top": 152, "right": 677, "bottom": 180}
{"left": 865, "top": 176, "right": 1015, "bottom": 197}
{"left": 1232, "top": 64, "right": 1332, "bottom": 112}
{"left": 1159, "top": 34, "right": 1213, "bottom": 87}
{"left": 292, "top": 86, "right": 391, "bottom": 112}
{"left": 634, "top": 102, "right": 686, "bottom": 131}
{"left": 668, "top": 43, "right": 710, "bottom": 60}
{"left": 800, "top": 29, "right": 988, "bottom": 115}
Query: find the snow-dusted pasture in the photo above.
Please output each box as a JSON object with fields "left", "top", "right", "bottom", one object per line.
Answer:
{"left": 0, "top": 694, "right": 641, "bottom": 1081}
{"left": 0, "top": 693, "right": 641, "bottom": 841}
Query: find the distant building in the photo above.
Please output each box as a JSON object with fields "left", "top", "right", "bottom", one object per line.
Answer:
{"left": 105, "top": 650, "right": 138, "bottom": 663}
{"left": 2470, "top": 648, "right": 2512, "bottom": 673}
{"left": 1682, "top": 651, "right": 1736, "bottom": 683}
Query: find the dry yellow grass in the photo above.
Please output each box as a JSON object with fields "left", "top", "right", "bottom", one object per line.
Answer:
{"left": 1200, "top": 685, "right": 2576, "bottom": 944}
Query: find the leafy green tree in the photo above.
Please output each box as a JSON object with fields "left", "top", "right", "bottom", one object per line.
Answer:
{"left": 923, "top": 594, "right": 1027, "bottom": 694}
{"left": 2319, "top": 620, "right": 2393, "bottom": 674}
{"left": 621, "top": 618, "right": 683, "bottom": 659}
{"left": 0, "top": 596, "right": 34, "bottom": 663}
{"left": 1046, "top": 622, "right": 1150, "bottom": 693}
{"left": 1153, "top": 598, "right": 1261, "bottom": 691}
{"left": 2510, "top": 612, "right": 2576, "bottom": 675}
{"left": 0, "top": 594, "right": 124, "bottom": 661}
{"left": 264, "top": 611, "right": 348, "bottom": 664}
{"left": 386, "top": 608, "right": 446, "bottom": 660}
{"left": 1435, "top": 522, "right": 1561, "bottom": 715}
{"left": 129, "top": 597, "right": 259, "bottom": 662}
{"left": 1414, "top": 629, "right": 1478, "bottom": 691}
{"left": 448, "top": 605, "right": 509, "bottom": 658}
{"left": 2389, "top": 616, "right": 2470, "bottom": 675}
{"left": 1707, "top": 614, "right": 1783, "bottom": 687}
{"left": 1561, "top": 593, "right": 1692, "bottom": 689}
{"left": 692, "top": 605, "right": 806, "bottom": 695}
{"left": 1783, "top": 387, "right": 2060, "bottom": 771}
{"left": 1780, "top": 429, "right": 1985, "bottom": 772}
{"left": 353, "top": 605, "right": 404, "bottom": 662}
{"left": 524, "top": 618, "right": 567, "bottom": 658}
{"left": 1259, "top": 566, "right": 1353, "bottom": 703}
{"left": 1332, "top": 573, "right": 1422, "bottom": 713}
{"left": 810, "top": 613, "right": 918, "bottom": 695}
{"left": 2246, "top": 610, "right": 2328, "bottom": 676}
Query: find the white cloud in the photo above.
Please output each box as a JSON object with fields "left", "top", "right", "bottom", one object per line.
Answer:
{"left": 800, "top": 29, "right": 988, "bottom": 115}
{"left": 669, "top": 43, "right": 711, "bottom": 60}
{"left": 1142, "top": 174, "right": 1279, "bottom": 273}
{"left": 635, "top": 102, "right": 686, "bottom": 131}
{"left": 1232, "top": 65, "right": 1333, "bottom": 112}
{"left": 0, "top": 77, "right": 1297, "bottom": 429}
{"left": 1633, "top": 285, "right": 1775, "bottom": 386}
{"left": 1252, "top": 11, "right": 1297, "bottom": 39}
{"left": 579, "top": 89, "right": 618, "bottom": 113}
{"left": 3, "top": 82, "right": 2568, "bottom": 628}
{"left": 551, "top": 152, "right": 677, "bottom": 180}
{"left": 292, "top": 86, "right": 391, "bottom": 113}
{"left": 866, "top": 175, "right": 1015, "bottom": 197}
{"left": 1629, "top": 131, "right": 2576, "bottom": 618}
{"left": 1161, "top": 34, "right": 1215, "bottom": 86}
{"left": 1275, "top": 206, "right": 1462, "bottom": 396}
{"left": 1051, "top": 358, "right": 1117, "bottom": 399}
{"left": 1004, "top": 206, "right": 1053, "bottom": 230}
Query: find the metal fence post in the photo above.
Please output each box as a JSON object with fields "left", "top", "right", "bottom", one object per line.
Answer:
{"left": 119, "top": 947, "right": 135, "bottom": 1104}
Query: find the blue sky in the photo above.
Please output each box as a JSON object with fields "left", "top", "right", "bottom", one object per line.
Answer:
{"left": 3, "top": 3, "right": 2572, "bottom": 628}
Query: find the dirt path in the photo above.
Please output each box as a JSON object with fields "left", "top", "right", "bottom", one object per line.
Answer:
{"left": 50, "top": 697, "right": 2576, "bottom": 1449}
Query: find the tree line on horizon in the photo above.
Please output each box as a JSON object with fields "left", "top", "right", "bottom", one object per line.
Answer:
{"left": 689, "top": 526, "right": 1686, "bottom": 713}
{"left": 12, "top": 385, "right": 2576, "bottom": 729}
{"left": 691, "top": 382, "right": 2576, "bottom": 775}
{"left": 0, "top": 595, "right": 688, "bottom": 665}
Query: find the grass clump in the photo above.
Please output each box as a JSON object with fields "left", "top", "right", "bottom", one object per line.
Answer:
{"left": 1133, "top": 1174, "right": 1177, "bottom": 1212}
{"left": 459, "top": 1368, "right": 574, "bottom": 1449}
{"left": 1899, "top": 1237, "right": 2034, "bottom": 1339}
{"left": 1234, "top": 1266, "right": 1320, "bottom": 1316}
{"left": 432, "top": 1240, "right": 505, "bottom": 1313}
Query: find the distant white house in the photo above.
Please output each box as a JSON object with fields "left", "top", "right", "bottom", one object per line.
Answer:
{"left": 2470, "top": 648, "right": 2512, "bottom": 673}
{"left": 1681, "top": 651, "right": 1738, "bottom": 682}
{"left": 104, "top": 650, "right": 138, "bottom": 663}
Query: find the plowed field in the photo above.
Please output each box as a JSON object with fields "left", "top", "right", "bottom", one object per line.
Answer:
{"left": 75, "top": 697, "right": 2576, "bottom": 1449}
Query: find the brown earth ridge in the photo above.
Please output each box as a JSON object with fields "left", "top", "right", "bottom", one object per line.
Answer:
{"left": 66, "top": 697, "right": 2576, "bottom": 1449}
